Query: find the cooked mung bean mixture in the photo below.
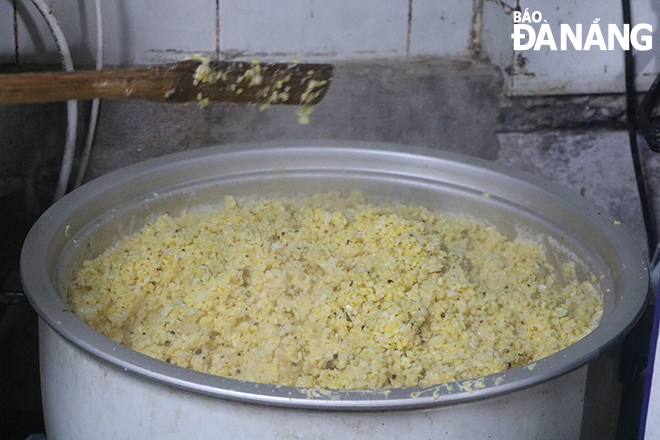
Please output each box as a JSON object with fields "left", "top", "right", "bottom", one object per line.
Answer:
{"left": 68, "top": 191, "right": 602, "bottom": 389}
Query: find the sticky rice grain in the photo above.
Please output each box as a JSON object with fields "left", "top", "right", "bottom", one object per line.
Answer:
{"left": 68, "top": 191, "right": 602, "bottom": 389}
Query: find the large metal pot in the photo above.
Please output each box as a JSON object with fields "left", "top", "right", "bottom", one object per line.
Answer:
{"left": 21, "top": 140, "right": 648, "bottom": 440}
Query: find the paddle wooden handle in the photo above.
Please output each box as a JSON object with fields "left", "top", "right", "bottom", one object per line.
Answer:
{"left": 0, "top": 60, "right": 333, "bottom": 106}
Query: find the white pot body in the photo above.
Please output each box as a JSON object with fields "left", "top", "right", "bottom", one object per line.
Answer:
{"left": 40, "top": 316, "right": 622, "bottom": 440}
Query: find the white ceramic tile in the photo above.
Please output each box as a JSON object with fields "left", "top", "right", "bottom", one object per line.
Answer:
{"left": 14, "top": 0, "right": 104, "bottom": 66}
{"left": 481, "top": 0, "right": 515, "bottom": 93}
{"left": 100, "top": 0, "right": 217, "bottom": 65}
{"left": 11, "top": 0, "right": 216, "bottom": 66}
{"left": 0, "top": 1, "right": 17, "bottom": 64}
{"left": 14, "top": 0, "right": 60, "bottom": 65}
{"left": 408, "top": 0, "right": 474, "bottom": 56}
{"left": 5, "top": 0, "right": 657, "bottom": 94}
{"left": 14, "top": 0, "right": 108, "bottom": 66}
{"left": 219, "top": 0, "right": 409, "bottom": 59}
{"left": 47, "top": 0, "right": 105, "bottom": 66}
{"left": 632, "top": 0, "right": 660, "bottom": 91}
{"left": 510, "top": 0, "right": 624, "bottom": 95}
{"left": 505, "top": 0, "right": 659, "bottom": 95}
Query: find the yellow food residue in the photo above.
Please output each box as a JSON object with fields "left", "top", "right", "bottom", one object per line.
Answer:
{"left": 296, "top": 105, "right": 314, "bottom": 125}
{"left": 183, "top": 54, "right": 325, "bottom": 124}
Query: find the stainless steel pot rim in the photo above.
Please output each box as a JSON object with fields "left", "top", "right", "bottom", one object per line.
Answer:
{"left": 21, "top": 140, "right": 649, "bottom": 410}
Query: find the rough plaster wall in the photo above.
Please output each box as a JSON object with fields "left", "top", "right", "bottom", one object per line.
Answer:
{"left": 85, "top": 57, "right": 502, "bottom": 178}
{"left": 497, "top": 130, "right": 651, "bottom": 255}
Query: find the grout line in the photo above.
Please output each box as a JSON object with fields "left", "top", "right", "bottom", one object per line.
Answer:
{"left": 13, "top": 0, "right": 19, "bottom": 64}
{"left": 406, "top": 0, "right": 413, "bottom": 56}
{"left": 469, "top": 0, "right": 484, "bottom": 55}
{"left": 484, "top": 0, "right": 517, "bottom": 14}
{"left": 215, "top": 0, "right": 221, "bottom": 60}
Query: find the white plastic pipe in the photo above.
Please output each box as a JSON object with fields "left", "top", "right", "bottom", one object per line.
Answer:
{"left": 74, "top": 0, "right": 103, "bottom": 189}
{"left": 29, "top": 0, "right": 78, "bottom": 202}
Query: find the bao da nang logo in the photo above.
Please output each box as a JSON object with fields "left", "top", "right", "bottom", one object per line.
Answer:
{"left": 511, "top": 8, "right": 653, "bottom": 51}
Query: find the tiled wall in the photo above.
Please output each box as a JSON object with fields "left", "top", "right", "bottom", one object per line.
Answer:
{"left": 1, "top": 0, "right": 659, "bottom": 95}
{"left": 0, "top": 0, "right": 474, "bottom": 66}
{"left": 482, "top": 0, "right": 660, "bottom": 94}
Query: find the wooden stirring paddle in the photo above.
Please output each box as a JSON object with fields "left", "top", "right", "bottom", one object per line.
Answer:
{"left": 0, "top": 59, "right": 333, "bottom": 106}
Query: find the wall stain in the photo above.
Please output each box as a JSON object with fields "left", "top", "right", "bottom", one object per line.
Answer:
{"left": 469, "top": 0, "right": 484, "bottom": 55}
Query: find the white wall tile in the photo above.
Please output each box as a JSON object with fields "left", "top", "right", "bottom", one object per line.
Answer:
{"left": 100, "top": 0, "right": 217, "bottom": 65}
{"left": 219, "top": 0, "right": 409, "bottom": 59}
{"left": 499, "top": 0, "right": 518, "bottom": 8}
{"left": 408, "top": 0, "right": 474, "bottom": 56}
{"left": 481, "top": 0, "right": 514, "bottom": 93}
{"left": 0, "top": 1, "right": 16, "bottom": 64}
{"left": 510, "top": 0, "right": 625, "bottom": 95}
{"left": 8, "top": 0, "right": 217, "bottom": 67}
{"left": 492, "top": 0, "right": 660, "bottom": 95}
{"left": 4, "top": 0, "right": 658, "bottom": 95}
{"left": 14, "top": 0, "right": 60, "bottom": 65}
{"left": 632, "top": 0, "right": 660, "bottom": 90}
{"left": 11, "top": 0, "right": 101, "bottom": 65}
